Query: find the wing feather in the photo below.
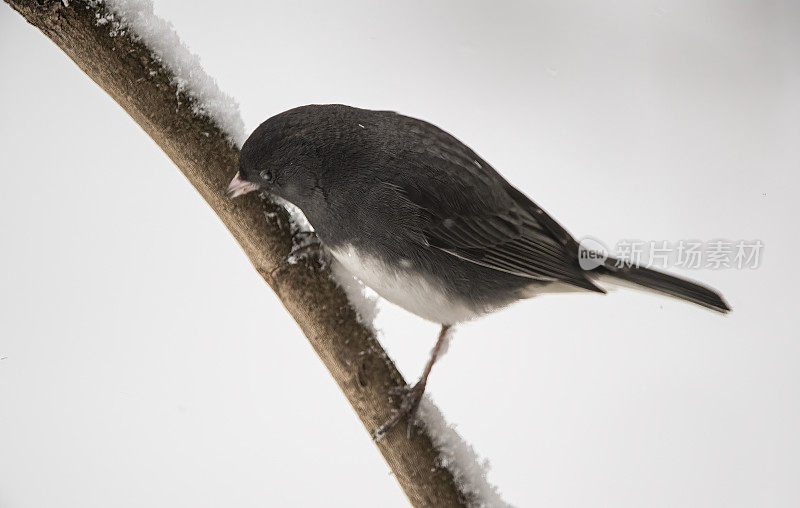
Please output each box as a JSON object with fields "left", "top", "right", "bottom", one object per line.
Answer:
{"left": 382, "top": 115, "right": 603, "bottom": 292}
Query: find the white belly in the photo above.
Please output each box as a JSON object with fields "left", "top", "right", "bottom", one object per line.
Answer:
{"left": 329, "top": 244, "right": 479, "bottom": 325}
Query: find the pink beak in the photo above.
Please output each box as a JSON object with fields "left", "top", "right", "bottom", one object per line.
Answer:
{"left": 227, "top": 171, "right": 259, "bottom": 198}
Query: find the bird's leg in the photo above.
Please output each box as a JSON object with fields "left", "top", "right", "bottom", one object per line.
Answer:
{"left": 373, "top": 324, "right": 452, "bottom": 441}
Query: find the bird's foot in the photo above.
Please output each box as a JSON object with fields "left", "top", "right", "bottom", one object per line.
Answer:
{"left": 372, "top": 381, "right": 426, "bottom": 442}
{"left": 287, "top": 231, "right": 323, "bottom": 264}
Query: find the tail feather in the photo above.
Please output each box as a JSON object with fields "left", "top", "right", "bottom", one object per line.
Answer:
{"left": 598, "top": 256, "right": 731, "bottom": 313}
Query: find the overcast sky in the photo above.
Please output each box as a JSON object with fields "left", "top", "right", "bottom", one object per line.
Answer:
{"left": 1, "top": 1, "right": 799, "bottom": 506}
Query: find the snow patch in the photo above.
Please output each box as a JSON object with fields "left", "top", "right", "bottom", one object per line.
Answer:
{"left": 330, "top": 260, "right": 380, "bottom": 329}
{"left": 418, "top": 398, "right": 515, "bottom": 508}
{"left": 95, "top": 0, "right": 246, "bottom": 146}
{"left": 267, "top": 194, "right": 313, "bottom": 235}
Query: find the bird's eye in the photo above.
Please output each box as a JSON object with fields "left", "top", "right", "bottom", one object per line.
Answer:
{"left": 259, "top": 169, "right": 274, "bottom": 182}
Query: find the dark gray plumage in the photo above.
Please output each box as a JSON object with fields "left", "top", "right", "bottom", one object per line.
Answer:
{"left": 229, "top": 104, "right": 730, "bottom": 435}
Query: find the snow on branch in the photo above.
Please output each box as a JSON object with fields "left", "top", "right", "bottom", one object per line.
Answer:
{"left": 419, "top": 398, "right": 514, "bottom": 508}
{"left": 96, "top": 0, "right": 245, "bottom": 146}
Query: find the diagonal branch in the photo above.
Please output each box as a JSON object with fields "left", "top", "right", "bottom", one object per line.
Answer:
{"left": 4, "top": 1, "right": 509, "bottom": 506}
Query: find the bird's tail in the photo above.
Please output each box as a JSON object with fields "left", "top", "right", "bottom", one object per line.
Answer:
{"left": 596, "top": 256, "right": 731, "bottom": 313}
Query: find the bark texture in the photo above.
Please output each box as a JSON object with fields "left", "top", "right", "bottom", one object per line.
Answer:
{"left": 4, "top": 1, "right": 473, "bottom": 506}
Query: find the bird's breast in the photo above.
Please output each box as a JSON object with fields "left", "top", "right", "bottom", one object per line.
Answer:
{"left": 329, "top": 244, "right": 480, "bottom": 325}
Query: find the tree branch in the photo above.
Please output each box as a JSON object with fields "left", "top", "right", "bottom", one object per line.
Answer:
{"left": 4, "top": 0, "right": 478, "bottom": 506}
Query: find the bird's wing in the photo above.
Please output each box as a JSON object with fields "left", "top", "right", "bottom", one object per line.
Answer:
{"left": 382, "top": 119, "right": 602, "bottom": 292}
{"left": 414, "top": 192, "right": 601, "bottom": 291}
{"left": 426, "top": 210, "right": 595, "bottom": 286}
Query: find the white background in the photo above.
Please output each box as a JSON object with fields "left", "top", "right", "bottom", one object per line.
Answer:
{"left": 1, "top": 1, "right": 798, "bottom": 506}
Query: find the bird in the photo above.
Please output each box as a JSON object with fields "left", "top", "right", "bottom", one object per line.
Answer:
{"left": 228, "top": 104, "right": 730, "bottom": 437}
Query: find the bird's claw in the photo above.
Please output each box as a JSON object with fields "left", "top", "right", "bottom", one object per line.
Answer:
{"left": 372, "top": 382, "right": 426, "bottom": 442}
{"left": 287, "top": 231, "right": 323, "bottom": 263}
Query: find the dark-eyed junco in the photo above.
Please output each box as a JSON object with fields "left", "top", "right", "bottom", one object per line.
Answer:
{"left": 229, "top": 104, "right": 729, "bottom": 436}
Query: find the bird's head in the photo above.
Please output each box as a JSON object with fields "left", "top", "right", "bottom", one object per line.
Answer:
{"left": 227, "top": 107, "right": 335, "bottom": 206}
